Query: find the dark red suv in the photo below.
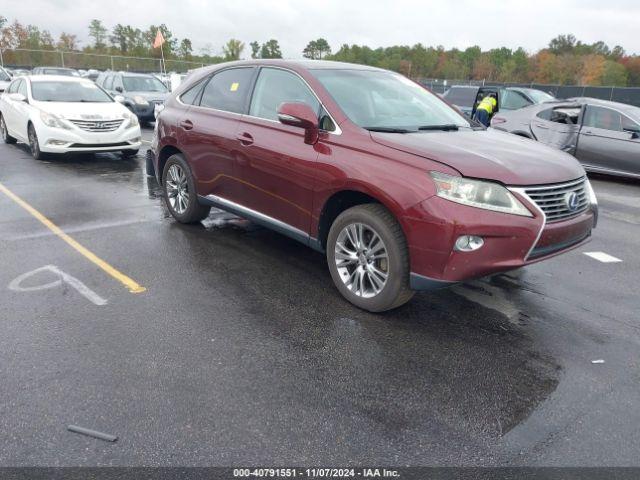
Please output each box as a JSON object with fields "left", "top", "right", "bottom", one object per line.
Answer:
{"left": 150, "top": 60, "right": 597, "bottom": 312}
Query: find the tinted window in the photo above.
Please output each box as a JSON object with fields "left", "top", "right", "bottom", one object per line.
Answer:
{"left": 501, "top": 90, "right": 532, "bottom": 110}
{"left": 31, "top": 81, "right": 113, "bottom": 102}
{"left": 536, "top": 108, "right": 552, "bottom": 120}
{"left": 249, "top": 68, "right": 320, "bottom": 121}
{"left": 199, "top": 68, "right": 254, "bottom": 114}
{"left": 180, "top": 78, "right": 207, "bottom": 105}
{"left": 443, "top": 87, "right": 478, "bottom": 106}
{"left": 583, "top": 106, "right": 622, "bottom": 131}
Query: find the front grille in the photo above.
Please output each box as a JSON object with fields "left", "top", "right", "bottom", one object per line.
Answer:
{"left": 69, "top": 119, "right": 124, "bottom": 132}
{"left": 524, "top": 177, "right": 589, "bottom": 222}
{"left": 69, "top": 142, "right": 129, "bottom": 148}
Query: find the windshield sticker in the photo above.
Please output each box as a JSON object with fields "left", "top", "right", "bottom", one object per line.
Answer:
{"left": 230, "top": 82, "right": 239, "bottom": 92}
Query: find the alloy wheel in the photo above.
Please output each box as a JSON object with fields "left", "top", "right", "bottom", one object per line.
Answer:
{"left": 166, "top": 164, "right": 189, "bottom": 214}
{"left": 334, "top": 222, "right": 389, "bottom": 298}
{"left": 28, "top": 127, "right": 40, "bottom": 157}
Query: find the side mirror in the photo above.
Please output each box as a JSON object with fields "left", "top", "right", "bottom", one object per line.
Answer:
{"left": 623, "top": 127, "right": 640, "bottom": 139}
{"left": 277, "top": 102, "right": 319, "bottom": 145}
{"left": 114, "top": 95, "right": 126, "bottom": 104}
{"left": 9, "top": 93, "right": 27, "bottom": 102}
{"left": 115, "top": 86, "right": 123, "bottom": 93}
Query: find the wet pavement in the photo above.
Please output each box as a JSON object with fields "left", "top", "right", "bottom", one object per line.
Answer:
{"left": 0, "top": 126, "right": 639, "bottom": 466}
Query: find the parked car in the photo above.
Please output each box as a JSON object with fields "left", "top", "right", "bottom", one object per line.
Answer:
{"left": 0, "top": 75, "right": 141, "bottom": 160}
{"left": 82, "top": 69, "right": 101, "bottom": 82}
{"left": 149, "top": 60, "right": 597, "bottom": 312}
{"left": 443, "top": 85, "right": 556, "bottom": 117}
{"left": 9, "top": 68, "right": 31, "bottom": 77}
{"left": 0, "top": 66, "right": 11, "bottom": 92}
{"left": 96, "top": 71, "right": 170, "bottom": 122}
{"left": 491, "top": 98, "right": 640, "bottom": 179}
{"left": 31, "top": 66, "right": 80, "bottom": 77}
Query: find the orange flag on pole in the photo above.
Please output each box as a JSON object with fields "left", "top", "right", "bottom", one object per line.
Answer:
{"left": 153, "top": 30, "right": 165, "bottom": 49}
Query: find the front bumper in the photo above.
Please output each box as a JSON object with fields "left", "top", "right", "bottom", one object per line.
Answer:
{"left": 404, "top": 195, "right": 596, "bottom": 290}
{"left": 38, "top": 123, "right": 142, "bottom": 153}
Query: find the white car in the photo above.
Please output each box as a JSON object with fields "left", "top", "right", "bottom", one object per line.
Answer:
{"left": 0, "top": 75, "right": 141, "bottom": 160}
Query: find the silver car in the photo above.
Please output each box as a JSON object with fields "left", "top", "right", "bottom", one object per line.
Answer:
{"left": 492, "top": 98, "right": 640, "bottom": 179}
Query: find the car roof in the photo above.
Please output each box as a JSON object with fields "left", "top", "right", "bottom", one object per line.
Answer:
{"left": 34, "top": 66, "right": 76, "bottom": 71}
{"left": 27, "top": 74, "right": 93, "bottom": 83}
{"left": 569, "top": 96, "right": 640, "bottom": 114}
{"left": 194, "top": 59, "right": 388, "bottom": 76}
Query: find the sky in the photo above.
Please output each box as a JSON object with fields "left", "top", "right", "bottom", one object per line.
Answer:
{"left": 3, "top": 0, "right": 640, "bottom": 57}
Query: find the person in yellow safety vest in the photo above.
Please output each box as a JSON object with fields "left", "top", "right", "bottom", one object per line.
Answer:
{"left": 473, "top": 93, "right": 497, "bottom": 127}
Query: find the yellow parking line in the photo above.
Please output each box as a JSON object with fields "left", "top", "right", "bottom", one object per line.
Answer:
{"left": 0, "top": 182, "right": 146, "bottom": 294}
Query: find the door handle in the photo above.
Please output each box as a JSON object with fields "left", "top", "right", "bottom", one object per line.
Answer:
{"left": 180, "top": 119, "right": 193, "bottom": 130}
{"left": 236, "top": 132, "right": 254, "bottom": 146}
{"left": 535, "top": 123, "right": 549, "bottom": 129}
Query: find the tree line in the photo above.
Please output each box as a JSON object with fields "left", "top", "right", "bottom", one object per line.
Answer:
{"left": 1, "top": 17, "right": 639, "bottom": 86}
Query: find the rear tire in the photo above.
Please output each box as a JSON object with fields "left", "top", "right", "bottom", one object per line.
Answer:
{"left": 28, "top": 123, "right": 44, "bottom": 160}
{"left": 326, "top": 204, "right": 414, "bottom": 312}
{"left": 162, "top": 153, "right": 210, "bottom": 223}
{"left": 0, "top": 114, "right": 17, "bottom": 144}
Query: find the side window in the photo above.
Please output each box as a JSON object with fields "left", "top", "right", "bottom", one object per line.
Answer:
{"left": 17, "top": 80, "right": 28, "bottom": 97}
{"left": 113, "top": 76, "right": 123, "bottom": 91}
{"left": 621, "top": 115, "right": 639, "bottom": 132}
{"left": 104, "top": 75, "right": 114, "bottom": 91}
{"left": 501, "top": 91, "right": 532, "bottom": 110}
{"left": 536, "top": 108, "right": 552, "bottom": 121}
{"left": 249, "top": 68, "right": 320, "bottom": 122}
{"left": 179, "top": 78, "right": 207, "bottom": 105}
{"left": 199, "top": 68, "right": 254, "bottom": 114}
{"left": 583, "top": 106, "right": 622, "bottom": 131}
{"left": 7, "top": 80, "right": 20, "bottom": 94}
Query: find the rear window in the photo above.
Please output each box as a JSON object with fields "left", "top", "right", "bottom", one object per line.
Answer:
{"left": 443, "top": 87, "right": 478, "bottom": 106}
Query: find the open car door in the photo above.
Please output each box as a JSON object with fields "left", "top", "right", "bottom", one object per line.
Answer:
{"left": 530, "top": 104, "right": 582, "bottom": 154}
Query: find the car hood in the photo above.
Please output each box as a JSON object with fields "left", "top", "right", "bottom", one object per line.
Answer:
{"left": 34, "top": 101, "right": 129, "bottom": 120}
{"left": 370, "top": 128, "right": 585, "bottom": 186}
{"left": 125, "top": 91, "right": 169, "bottom": 101}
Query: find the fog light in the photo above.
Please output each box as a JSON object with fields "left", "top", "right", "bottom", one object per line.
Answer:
{"left": 454, "top": 235, "right": 484, "bottom": 252}
{"left": 47, "top": 139, "right": 68, "bottom": 146}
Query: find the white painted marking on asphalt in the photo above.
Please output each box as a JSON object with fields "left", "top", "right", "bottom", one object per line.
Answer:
{"left": 583, "top": 252, "right": 622, "bottom": 263}
{"left": 8, "top": 265, "right": 108, "bottom": 306}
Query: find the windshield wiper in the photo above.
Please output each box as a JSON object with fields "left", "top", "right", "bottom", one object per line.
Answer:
{"left": 364, "top": 126, "right": 417, "bottom": 133}
{"left": 417, "top": 124, "right": 459, "bottom": 131}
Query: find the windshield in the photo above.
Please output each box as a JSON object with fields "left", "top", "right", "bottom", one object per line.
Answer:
{"left": 31, "top": 81, "right": 113, "bottom": 102}
{"left": 0, "top": 69, "right": 10, "bottom": 82}
{"left": 527, "top": 89, "right": 555, "bottom": 104}
{"left": 123, "top": 76, "right": 168, "bottom": 92}
{"left": 311, "top": 69, "right": 470, "bottom": 130}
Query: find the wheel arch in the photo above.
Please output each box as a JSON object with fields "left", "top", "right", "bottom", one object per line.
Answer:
{"left": 156, "top": 145, "right": 184, "bottom": 183}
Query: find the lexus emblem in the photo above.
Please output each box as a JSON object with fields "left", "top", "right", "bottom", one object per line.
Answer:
{"left": 565, "top": 191, "right": 580, "bottom": 211}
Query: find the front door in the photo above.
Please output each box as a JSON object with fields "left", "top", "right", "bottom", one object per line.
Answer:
{"left": 235, "top": 67, "right": 322, "bottom": 235}
{"left": 576, "top": 105, "right": 640, "bottom": 175}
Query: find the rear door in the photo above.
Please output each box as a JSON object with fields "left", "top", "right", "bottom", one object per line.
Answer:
{"left": 530, "top": 105, "right": 581, "bottom": 152}
{"left": 176, "top": 67, "right": 256, "bottom": 206}
{"left": 576, "top": 105, "right": 640, "bottom": 174}
{"left": 13, "top": 79, "right": 30, "bottom": 139}
{"left": 235, "top": 67, "right": 323, "bottom": 234}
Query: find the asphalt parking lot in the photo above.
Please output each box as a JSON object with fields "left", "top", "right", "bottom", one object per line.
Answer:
{"left": 1, "top": 125, "right": 639, "bottom": 467}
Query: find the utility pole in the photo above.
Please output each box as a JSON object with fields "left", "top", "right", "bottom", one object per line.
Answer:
{"left": 60, "top": 51, "right": 65, "bottom": 67}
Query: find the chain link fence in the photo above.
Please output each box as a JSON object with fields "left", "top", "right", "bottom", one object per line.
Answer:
{"left": 0, "top": 48, "right": 207, "bottom": 73}
{"left": 420, "top": 78, "right": 640, "bottom": 108}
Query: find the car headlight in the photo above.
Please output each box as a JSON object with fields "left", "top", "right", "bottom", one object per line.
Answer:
{"left": 40, "top": 111, "right": 71, "bottom": 130}
{"left": 133, "top": 95, "right": 149, "bottom": 106}
{"left": 430, "top": 171, "right": 532, "bottom": 217}
{"left": 123, "top": 111, "right": 139, "bottom": 128}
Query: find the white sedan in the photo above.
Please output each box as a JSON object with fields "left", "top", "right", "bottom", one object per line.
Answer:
{"left": 0, "top": 75, "right": 141, "bottom": 160}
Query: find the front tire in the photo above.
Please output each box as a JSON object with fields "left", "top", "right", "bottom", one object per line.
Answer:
{"left": 0, "top": 114, "right": 17, "bottom": 144}
{"left": 326, "top": 204, "right": 414, "bottom": 312}
{"left": 28, "top": 123, "right": 44, "bottom": 160}
{"left": 162, "top": 154, "right": 210, "bottom": 223}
